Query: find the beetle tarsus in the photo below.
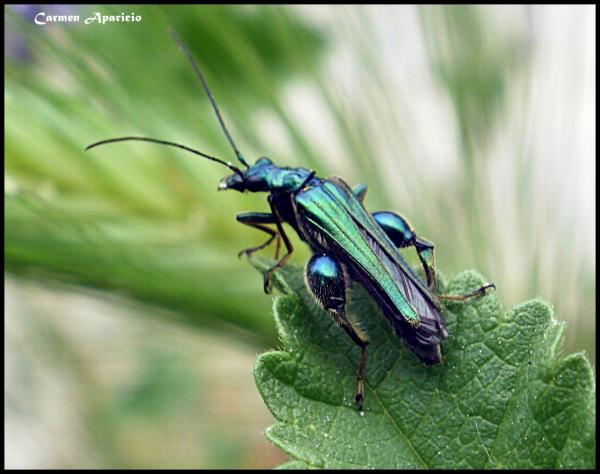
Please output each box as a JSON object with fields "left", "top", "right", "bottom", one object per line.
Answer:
{"left": 355, "top": 392, "right": 364, "bottom": 411}
{"left": 355, "top": 344, "right": 368, "bottom": 411}
{"left": 438, "top": 282, "right": 497, "bottom": 302}
{"left": 263, "top": 273, "right": 273, "bottom": 294}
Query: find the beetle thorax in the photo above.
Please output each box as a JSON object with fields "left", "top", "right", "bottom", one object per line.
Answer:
{"left": 263, "top": 166, "right": 314, "bottom": 193}
{"left": 220, "top": 157, "right": 315, "bottom": 193}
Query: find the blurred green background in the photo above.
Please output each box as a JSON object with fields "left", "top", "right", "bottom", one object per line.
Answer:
{"left": 5, "top": 4, "right": 595, "bottom": 469}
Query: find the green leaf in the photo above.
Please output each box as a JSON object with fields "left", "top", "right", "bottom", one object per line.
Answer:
{"left": 253, "top": 261, "right": 595, "bottom": 469}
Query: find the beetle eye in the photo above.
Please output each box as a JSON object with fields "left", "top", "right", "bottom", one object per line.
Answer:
{"left": 245, "top": 174, "right": 266, "bottom": 191}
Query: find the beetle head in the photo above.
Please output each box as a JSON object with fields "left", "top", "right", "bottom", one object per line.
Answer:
{"left": 218, "top": 157, "right": 274, "bottom": 193}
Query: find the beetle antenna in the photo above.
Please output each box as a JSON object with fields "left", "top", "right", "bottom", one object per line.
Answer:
{"left": 171, "top": 30, "right": 250, "bottom": 169}
{"left": 85, "top": 136, "right": 244, "bottom": 178}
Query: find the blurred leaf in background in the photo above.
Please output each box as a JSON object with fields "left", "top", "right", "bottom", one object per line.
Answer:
{"left": 5, "top": 4, "right": 595, "bottom": 469}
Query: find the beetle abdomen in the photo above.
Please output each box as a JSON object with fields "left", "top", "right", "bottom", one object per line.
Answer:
{"left": 294, "top": 178, "right": 448, "bottom": 364}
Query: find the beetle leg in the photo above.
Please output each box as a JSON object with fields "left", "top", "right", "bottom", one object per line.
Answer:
{"left": 353, "top": 183, "right": 368, "bottom": 202}
{"left": 263, "top": 196, "right": 294, "bottom": 294}
{"left": 371, "top": 211, "right": 495, "bottom": 299}
{"left": 274, "top": 234, "right": 282, "bottom": 260}
{"left": 414, "top": 237, "right": 436, "bottom": 290}
{"left": 438, "top": 282, "right": 496, "bottom": 302}
{"left": 236, "top": 212, "right": 280, "bottom": 258}
{"left": 372, "top": 211, "right": 437, "bottom": 290}
{"left": 306, "top": 253, "right": 370, "bottom": 411}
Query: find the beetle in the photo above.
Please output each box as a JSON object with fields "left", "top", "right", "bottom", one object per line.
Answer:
{"left": 86, "top": 33, "right": 495, "bottom": 411}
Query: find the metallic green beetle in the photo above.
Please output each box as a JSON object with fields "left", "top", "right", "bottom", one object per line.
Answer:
{"left": 86, "top": 33, "right": 495, "bottom": 411}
